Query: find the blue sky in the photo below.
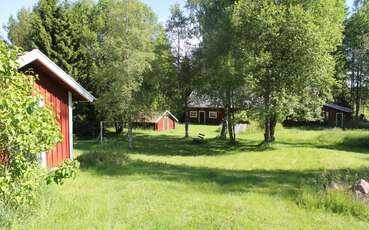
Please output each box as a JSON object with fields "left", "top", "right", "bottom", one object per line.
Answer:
{"left": 0, "top": 0, "right": 186, "bottom": 39}
{"left": 0, "top": 0, "right": 355, "bottom": 39}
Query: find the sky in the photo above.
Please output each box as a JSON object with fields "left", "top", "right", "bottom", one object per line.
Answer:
{"left": 0, "top": 0, "right": 355, "bottom": 39}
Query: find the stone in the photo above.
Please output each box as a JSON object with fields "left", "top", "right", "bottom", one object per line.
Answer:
{"left": 353, "top": 179, "right": 369, "bottom": 195}
{"left": 327, "top": 181, "right": 340, "bottom": 190}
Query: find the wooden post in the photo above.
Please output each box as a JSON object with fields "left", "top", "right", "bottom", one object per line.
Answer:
{"left": 100, "top": 121, "right": 103, "bottom": 144}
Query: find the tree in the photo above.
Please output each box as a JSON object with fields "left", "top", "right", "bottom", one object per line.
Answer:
{"left": 94, "top": 0, "right": 157, "bottom": 149}
{"left": 7, "top": 0, "right": 101, "bottom": 138}
{"left": 188, "top": 0, "right": 249, "bottom": 144}
{"left": 6, "top": 7, "right": 33, "bottom": 50}
{"left": 345, "top": 3, "right": 369, "bottom": 120}
{"left": 234, "top": 0, "right": 345, "bottom": 143}
{"left": 139, "top": 29, "right": 176, "bottom": 112}
{"left": 30, "top": 0, "right": 76, "bottom": 75}
{"left": 166, "top": 3, "right": 196, "bottom": 138}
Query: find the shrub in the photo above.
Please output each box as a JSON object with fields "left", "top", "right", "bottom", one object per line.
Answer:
{"left": 78, "top": 150, "right": 130, "bottom": 168}
{"left": 0, "top": 41, "right": 62, "bottom": 222}
{"left": 47, "top": 160, "right": 80, "bottom": 185}
{"left": 0, "top": 154, "right": 45, "bottom": 207}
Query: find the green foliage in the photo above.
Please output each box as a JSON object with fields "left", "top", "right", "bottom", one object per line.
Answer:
{"left": 94, "top": 0, "right": 158, "bottom": 122}
{"left": 0, "top": 41, "right": 61, "bottom": 217}
{"left": 47, "top": 160, "right": 80, "bottom": 185}
{"left": 0, "top": 41, "right": 62, "bottom": 157}
{"left": 233, "top": 111, "right": 249, "bottom": 124}
{"left": 137, "top": 29, "right": 176, "bottom": 112}
{"left": 7, "top": 0, "right": 100, "bottom": 137}
{"left": 0, "top": 155, "right": 44, "bottom": 207}
{"left": 6, "top": 7, "right": 33, "bottom": 50}
{"left": 234, "top": 0, "right": 345, "bottom": 141}
{"left": 345, "top": 3, "right": 369, "bottom": 118}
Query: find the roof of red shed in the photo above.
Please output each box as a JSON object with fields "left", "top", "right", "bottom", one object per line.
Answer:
{"left": 324, "top": 104, "right": 352, "bottom": 113}
{"left": 17, "top": 49, "right": 95, "bottom": 102}
{"left": 133, "top": 111, "right": 178, "bottom": 124}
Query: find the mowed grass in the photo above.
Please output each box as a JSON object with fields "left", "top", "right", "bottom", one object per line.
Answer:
{"left": 11, "top": 124, "right": 369, "bottom": 229}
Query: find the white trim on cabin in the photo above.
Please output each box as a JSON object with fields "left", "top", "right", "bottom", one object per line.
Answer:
{"left": 68, "top": 91, "right": 74, "bottom": 160}
{"left": 154, "top": 111, "right": 179, "bottom": 123}
{"left": 39, "top": 152, "right": 47, "bottom": 168}
{"left": 190, "top": 111, "right": 198, "bottom": 118}
{"left": 209, "top": 111, "right": 217, "bottom": 119}
{"left": 17, "top": 49, "right": 95, "bottom": 102}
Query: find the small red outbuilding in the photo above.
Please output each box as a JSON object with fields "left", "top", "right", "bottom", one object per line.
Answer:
{"left": 322, "top": 104, "right": 353, "bottom": 128}
{"left": 133, "top": 111, "right": 178, "bottom": 131}
{"left": 18, "top": 49, "right": 95, "bottom": 167}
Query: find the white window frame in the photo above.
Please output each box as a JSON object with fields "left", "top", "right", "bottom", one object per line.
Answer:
{"left": 209, "top": 111, "right": 218, "bottom": 119}
{"left": 336, "top": 112, "right": 344, "bottom": 128}
{"left": 190, "top": 111, "right": 198, "bottom": 118}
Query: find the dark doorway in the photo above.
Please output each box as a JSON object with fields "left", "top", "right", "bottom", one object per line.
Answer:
{"left": 199, "top": 111, "right": 206, "bottom": 124}
{"left": 336, "top": 113, "right": 343, "bottom": 128}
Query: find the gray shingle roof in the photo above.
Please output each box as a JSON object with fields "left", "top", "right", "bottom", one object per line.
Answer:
{"left": 324, "top": 104, "right": 352, "bottom": 113}
{"left": 188, "top": 92, "right": 223, "bottom": 108}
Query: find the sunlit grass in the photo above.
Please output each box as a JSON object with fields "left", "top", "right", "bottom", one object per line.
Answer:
{"left": 10, "top": 124, "right": 369, "bottom": 229}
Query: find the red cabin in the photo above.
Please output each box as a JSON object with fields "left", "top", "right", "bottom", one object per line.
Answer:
{"left": 18, "top": 49, "right": 95, "bottom": 167}
{"left": 133, "top": 111, "right": 178, "bottom": 131}
{"left": 322, "top": 104, "right": 353, "bottom": 128}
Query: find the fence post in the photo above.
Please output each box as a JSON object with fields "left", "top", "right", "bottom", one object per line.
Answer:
{"left": 100, "top": 121, "right": 103, "bottom": 144}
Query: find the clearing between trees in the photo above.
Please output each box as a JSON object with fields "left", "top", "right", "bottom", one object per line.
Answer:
{"left": 13, "top": 125, "right": 369, "bottom": 229}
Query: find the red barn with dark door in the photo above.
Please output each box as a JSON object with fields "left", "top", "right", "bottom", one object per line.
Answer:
{"left": 133, "top": 111, "right": 178, "bottom": 131}
{"left": 18, "top": 49, "right": 95, "bottom": 167}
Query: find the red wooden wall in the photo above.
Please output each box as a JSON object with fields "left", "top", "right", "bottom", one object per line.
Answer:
{"left": 31, "top": 64, "right": 71, "bottom": 167}
{"left": 155, "top": 115, "right": 176, "bottom": 131}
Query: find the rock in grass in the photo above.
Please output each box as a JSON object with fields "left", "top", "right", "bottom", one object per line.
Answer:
{"left": 353, "top": 179, "right": 369, "bottom": 195}
{"left": 327, "top": 181, "right": 341, "bottom": 190}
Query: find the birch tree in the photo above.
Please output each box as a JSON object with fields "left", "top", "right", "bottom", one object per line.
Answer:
{"left": 94, "top": 0, "right": 157, "bottom": 149}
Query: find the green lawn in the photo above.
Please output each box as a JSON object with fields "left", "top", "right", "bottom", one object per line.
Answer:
{"left": 11, "top": 124, "right": 369, "bottom": 229}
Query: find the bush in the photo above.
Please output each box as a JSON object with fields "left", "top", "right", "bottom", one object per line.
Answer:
{"left": 0, "top": 154, "right": 44, "bottom": 207}
{"left": 47, "top": 160, "right": 80, "bottom": 185}
{"left": 78, "top": 149, "right": 130, "bottom": 168}
{"left": 0, "top": 41, "right": 63, "bottom": 225}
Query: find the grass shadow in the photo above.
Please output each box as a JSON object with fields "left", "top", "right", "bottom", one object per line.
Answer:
{"left": 78, "top": 148, "right": 369, "bottom": 220}
{"left": 76, "top": 133, "right": 261, "bottom": 157}
{"left": 277, "top": 134, "right": 369, "bottom": 154}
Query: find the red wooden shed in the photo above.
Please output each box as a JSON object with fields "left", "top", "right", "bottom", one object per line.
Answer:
{"left": 18, "top": 49, "right": 95, "bottom": 167}
{"left": 322, "top": 104, "right": 353, "bottom": 128}
{"left": 133, "top": 111, "right": 178, "bottom": 131}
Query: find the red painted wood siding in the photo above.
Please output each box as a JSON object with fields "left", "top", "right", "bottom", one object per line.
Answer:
{"left": 31, "top": 64, "right": 70, "bottom": 167}
{"left": 155, "top": 116, "right": 176, "bottom": 131}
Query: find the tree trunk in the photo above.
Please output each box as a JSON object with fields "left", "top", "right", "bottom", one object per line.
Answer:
{"left": 115, "top": 122, "right": 123, "bottom": 134}
{"left": 184, "top": 101, "right": 189, "bottom": 138}
{"left": 264, "top": 114, "right": 277, "bottom": 143}
{"left": 355, "top": 75, "right": 361, "bottom": 120}
{"left": 127, "top": 121, "right": 133, "bottom": 150}
{"left": 227, "top": 106, "right": 236, "bottom": 144}
{"left": 220, "top": 117, "right": 227, "bottom": 139}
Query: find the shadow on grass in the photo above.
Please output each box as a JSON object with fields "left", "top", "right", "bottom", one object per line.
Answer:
{"left": 277, "top": 134, "right": 369, "bottom": 154}
{"left": 78, "top": 150, "right": 311, "bottom": 196}
{"left": 76, "top": 133, "right": 261, "bottom": 157}
{"left": 75, "top": 128, "right": 369, "bottom": 220}
{"left": 78, "top": 149, "right": 369, "bottom": 220}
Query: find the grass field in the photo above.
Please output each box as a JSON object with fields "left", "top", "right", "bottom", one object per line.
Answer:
{"left": 10, "top": 124, "right": 369, "bottom": 229}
